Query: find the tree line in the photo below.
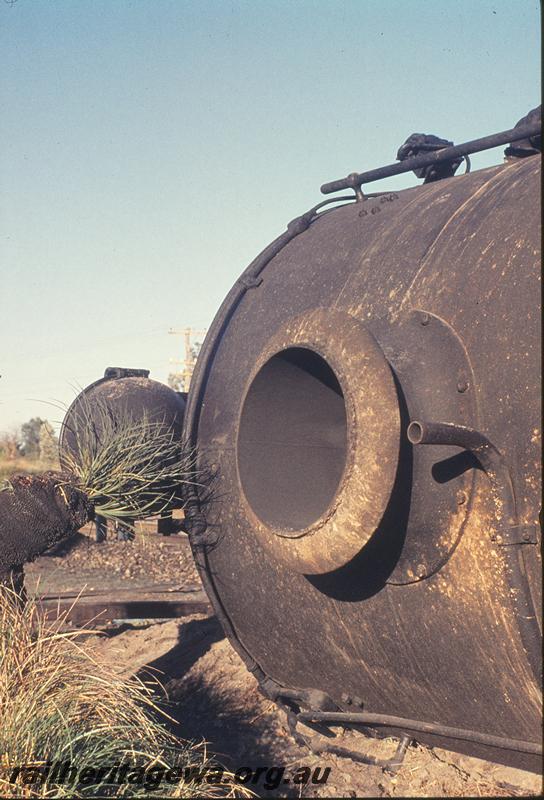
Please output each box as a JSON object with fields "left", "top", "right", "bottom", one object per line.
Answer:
{"left": 0, "top": 418, "right": 59, "bottom": 463}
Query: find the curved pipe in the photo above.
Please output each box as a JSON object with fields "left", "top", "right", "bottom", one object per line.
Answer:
{"left": 297, "top": 711, "right": 542, "bottom": 756}
{"left": 407, "top": 421, "right": 516, "bottom": 522}
{"left": 408, "top": 420, "right": 541, "bottom": 687}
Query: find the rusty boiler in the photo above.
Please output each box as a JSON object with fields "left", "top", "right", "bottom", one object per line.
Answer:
{"left": 61, "top": 367, "right": 186, "bottom": 456}
{"left": 60, "top": 367, "right": 187, "bottom": 515}
{"left": 53, "top": 116, "right": 542, "bottom": 767}
{"left": 184, "top": 113, "right": 542, "bottom": 769}
{"left": 181, "top": 111, "right": 542, "bottom": 770}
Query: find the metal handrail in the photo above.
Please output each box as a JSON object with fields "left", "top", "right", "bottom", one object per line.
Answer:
{"left": 321, "top": 120, "right": 542, "bottom": 194}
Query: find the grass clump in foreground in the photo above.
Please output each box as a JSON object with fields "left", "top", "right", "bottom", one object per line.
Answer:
{"left": 0, "top": 587, "right": 249, "bottom": 798}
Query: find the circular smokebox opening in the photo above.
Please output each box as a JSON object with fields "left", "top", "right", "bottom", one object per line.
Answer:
{"left": 237, "top": 347, "right": 348, "bottom": 532}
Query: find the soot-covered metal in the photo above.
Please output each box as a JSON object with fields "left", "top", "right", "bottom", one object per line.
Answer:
{"left": 182, "top": 114, "right": 542, "bottom": 770}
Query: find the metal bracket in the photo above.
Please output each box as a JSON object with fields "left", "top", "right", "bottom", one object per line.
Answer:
{"left": 259, "top": 678, "right": 338, "bottom": 713}
{"left": 283, "top": 703, "right": 412, "bottom": 774}
{"left": 493, "top": 524, "right": 538, "bottom": 546}
{"left": 407, "top": 420, "right": 542, "bottom": 686}
{"left": 375, "top": 310, "right": 477, "bottom": 584}
{"left": 259, "top": 679, "right": 413, "bottom": 773}
{"left": 103, "top": 367, "right": 150, "bottom": 379}
{"left": 237, "top": 274, "right": 263, "bottom": 290}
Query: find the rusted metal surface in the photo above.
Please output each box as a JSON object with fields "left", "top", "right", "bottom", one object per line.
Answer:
{"left": 183, "top": 133, "right": 541, "bottom": 769}
{"left": 59, "top": 369, "right": 186, "bottom": 508}
{"left": 236, "top": 308, "right": 400, "bottom": 573}
{"left": 60, "top": 370, "right": 186, "bottom": 459}
{"left": 407, "top": 419, "right": 541, "bottom": 685}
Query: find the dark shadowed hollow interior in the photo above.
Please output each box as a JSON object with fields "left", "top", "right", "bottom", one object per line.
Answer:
{"left": 237, "top": 347, "right": 348, "bottom": 532}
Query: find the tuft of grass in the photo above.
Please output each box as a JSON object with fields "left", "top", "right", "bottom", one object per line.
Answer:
{"left": 0, "top": 585, "right": 251, "bottom": 798}
{"left": 60, "top": 396, "right": 209, "bottom": 524}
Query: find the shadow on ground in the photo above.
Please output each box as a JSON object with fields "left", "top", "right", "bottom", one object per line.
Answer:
{"left": 89, "top": 615, "right": 539, "bottom": 798}
{"left": 43, "top": 531, "right": 86, "bottom": 557}
{"left": 134, "top": 616, "right": 329, "bottom": 798}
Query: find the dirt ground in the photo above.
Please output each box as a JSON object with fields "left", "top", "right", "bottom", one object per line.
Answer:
{"left": 25, "top": 519, "right": 200, "bottom": 594}
{"left": 24, "top": 526, "right": 543, "bottom": 798}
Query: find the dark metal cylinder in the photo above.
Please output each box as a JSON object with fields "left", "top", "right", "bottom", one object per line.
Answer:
{"left": 184, "top": 154, "right": 541, "bottom": 769}
{"left": 60, "top": 370, "right": 186, "bottom": 508}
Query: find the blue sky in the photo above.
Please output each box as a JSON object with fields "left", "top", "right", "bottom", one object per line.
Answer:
{"left": 0, "top": 0, "right": 540, "bottom": 430}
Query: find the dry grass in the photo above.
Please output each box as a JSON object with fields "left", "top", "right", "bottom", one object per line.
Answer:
{"left": 0, "top": 458, "right": 59, "bottom": 482}
{"left": 0, "top": 586, "right": 251, "bottom": 798}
